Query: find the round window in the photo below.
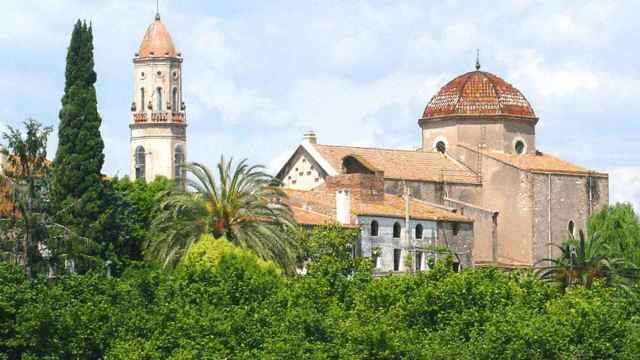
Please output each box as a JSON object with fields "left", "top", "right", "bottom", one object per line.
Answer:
{"left": 515, "top": 140, "right": 525, "bottom": 154}
{"left": 436, "top": 141, "right": 447, "bottom": 153}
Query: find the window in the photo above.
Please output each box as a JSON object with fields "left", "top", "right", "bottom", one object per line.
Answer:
{"left": 452, "top": 222, "right": 459, "bottom": 236}
{"left": 393, "top": 249, "right": 401, "bottom": 271}
{"left": 135, "top": 146, "right": 145, "bottom": 180}
{"left": 140, "top": 71, "right": 145, "bottom": 79}
{"left": 140, "top": 88, "right": 145, "bottom": 112}
{"left": 515, "top": 140, "right": 526, "bottom": 154}
{"left": 174, "top": 145, "right": 185, "bottom": 187}
{"left": 415, "top": 251, "right": 423, "bottom": 271}
{"left": 393, "top": 222, "right": 401, "bottom": 238}
{"left": 415, "top": 224, "right": 423, "bottom": 239}
{"left": 452, "top": 262, "right": 460, "bottom": 273}
{"left": 568, "top": 220, "right": 575, "bottom": 237}
{"left": 370, "top": 220, "right": 379, "bottom": 236}
{"left": 436, "top": 141, "right": 446, "bottom": 153}
{"left": 172, "top": 88, "right": 178, "bottom": 112}
{"left": 154, "top": 87, "right": 163, "bottom": 112}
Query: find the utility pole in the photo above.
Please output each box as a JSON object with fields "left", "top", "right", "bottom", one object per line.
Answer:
{"left": 402, "top": 181, "right": 413, "bottom": 273}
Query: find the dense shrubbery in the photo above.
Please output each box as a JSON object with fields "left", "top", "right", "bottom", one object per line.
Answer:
{"left": 2, "top": 228, "right": 639, "bottom": 359}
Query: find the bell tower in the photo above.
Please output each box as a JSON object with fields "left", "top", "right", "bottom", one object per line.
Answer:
{"left": 130, "top": 12, "right": 186, "bottom": 184}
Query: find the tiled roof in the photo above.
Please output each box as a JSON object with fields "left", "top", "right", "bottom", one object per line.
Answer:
{"left": 290, "top": 206, "right": 337, "bottom": 227}
{"left": 137, "top": 16, "right": 178, "bottom": 58}
{"left": 311, "top": 144, "right": 480, "bottom": 184}
{"left": 459, "top": 143, "right": 608, "bottom": 177}
{"left": 284, "top": 188, "right": 471, "bottom": 223}
{"left": 422, "top": 71, "right": 536, "bottom": 120}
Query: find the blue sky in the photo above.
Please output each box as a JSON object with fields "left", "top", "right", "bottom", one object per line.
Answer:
{"left": 1, "top": 0, "right": 639, "bottom": 210}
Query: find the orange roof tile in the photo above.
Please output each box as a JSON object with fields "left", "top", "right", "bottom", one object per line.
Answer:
{"left": 459, "top": 143, "right": 607, "bottom": 177}
{"left": 137, "top": 15, "right": 178, "bottom": 58}
{"left": 284, "top": 188, "right": 470, "bottom": 223}
{"left": 422, "top": 71, "right": 536, "bottom": 120}
{"left": 311, "top": 144, "right": 480, "bottom": 184}
{"left": 290, "top": 206, "right": 336, "bottom": 227}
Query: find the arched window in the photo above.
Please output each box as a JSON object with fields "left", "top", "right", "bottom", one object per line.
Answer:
{"left": 370, "top": 220, "right": 379, "bottom": 236}
{"left": 415, "top": 224, "right": 423, "bottom": 239}
{"left": 155, "top": 87, "right": 163, "bottom": 112}
{"left": 174, "top": 145, "right": 185, "bottom": 187}
{"left": 135, "top": 146, "right": 145, "bottom": 180}
{"left": 393, "top": 222, "right": 401, "bottom": 238}
{"left": 436, "top": 141, "right": 446, "bottom": 153}
{"left": 568, "top": 220, "right": 575, "bottom": 237}
{"left": 140, "top": 88, "right": 145, "bottom": 112}
{"left": 515, "top": 140, "right": 526, "bottom": 155}
{"left": 172, "top": 88, "right": 178, "bottom": 112}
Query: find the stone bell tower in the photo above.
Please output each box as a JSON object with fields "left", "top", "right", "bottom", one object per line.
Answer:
{"left": 130, "top": 12, "right": 186, "bottom": 184}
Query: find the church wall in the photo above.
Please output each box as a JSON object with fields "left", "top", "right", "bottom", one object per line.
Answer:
{"left": 531, "top": 173, "right": 610, "bottom": 264}
{"left": 481, "top": 155, "right": 534, "bottom": 265}
{"left": 437, "top": 221, "right": 474, "bottom": 268}
{"left": 503, "top": 120, "right": 536, "bottom": 155}
{"left": 420, "top": 118, "right": 458, "bottom": 152}
{"left": 456, "top": 118, "right": 503, "bottom": 154}
{"left": 444, "top": 198, "right": 496, "bottom": 265}
{"left": 383, "top": 179, "right": 481, "bottom": 206}
{"left": 280, "top": 148, "right": 326, "bottom": 190}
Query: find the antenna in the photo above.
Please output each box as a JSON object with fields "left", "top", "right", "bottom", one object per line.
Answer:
{"left": 475, "top": 49, "right": 481, "bottom": 71}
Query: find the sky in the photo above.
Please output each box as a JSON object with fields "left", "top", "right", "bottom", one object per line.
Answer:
{"left": 0, "top": 0, "right": 639, "bottom": 211}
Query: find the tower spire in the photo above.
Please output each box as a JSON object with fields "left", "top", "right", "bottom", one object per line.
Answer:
{"left": 155, "top": 0, "right": 160, "bottom": 20}
{"left": 475, "top": 49, "right": 481, "bottom": 71}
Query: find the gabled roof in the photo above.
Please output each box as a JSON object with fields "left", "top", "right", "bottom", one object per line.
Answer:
{"left": 458, "top": 143, "right": 608, "bottom": 177}
{"left": 284, "top": 188, "right": 471, "bottom": 223}
{"left": 309, "top": 143, "right": 480, "bottom": 184}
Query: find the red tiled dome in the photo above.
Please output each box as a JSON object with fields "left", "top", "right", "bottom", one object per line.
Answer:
{"left": 137, "top": 15, "right": 177, "bottom": 58}
{"left": 421, "top": 71, "right": 535, "bottom": 120}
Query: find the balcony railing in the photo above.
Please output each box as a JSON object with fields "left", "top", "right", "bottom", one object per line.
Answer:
{"left": 133, "top": 112, "right": 186, "bottom": 124}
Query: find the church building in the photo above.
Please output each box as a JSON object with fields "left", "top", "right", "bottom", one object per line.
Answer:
{"left": 276, "top": 60, "right": 609, "bottom": 270}
{"left": 129, "top": 12, "right": 186, "bottom": 185}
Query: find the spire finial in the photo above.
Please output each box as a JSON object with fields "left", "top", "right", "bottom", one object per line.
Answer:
{"left": 475, "top": 49, "right": 481, "bottom": 71}
{"left": 155, "top": 0, "right": 160, "bottom": 20}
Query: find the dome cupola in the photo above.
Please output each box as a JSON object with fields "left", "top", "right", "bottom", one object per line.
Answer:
{"left": 421, "top": 70, "right": 536, "bottom": 121}
{"left": 137, "top": 14, "right": 178, "bottom": 58}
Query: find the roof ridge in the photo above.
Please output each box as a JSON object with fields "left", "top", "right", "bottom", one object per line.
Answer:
{"left": 316, "top": 143, "right": 440, "bottom": 155}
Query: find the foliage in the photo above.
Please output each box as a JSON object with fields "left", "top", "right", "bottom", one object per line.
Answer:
{"left": 50, "top": 20, "right": 107, "bottom": 250}
{"left": 588, "top": 203, "right": 640, "bottom": 267}
{"left": 149, "top": 158, "right": 298, "bottom": 272}
{"left": 1, "top": 259, "right": 640, "bottom": 359}
{"left": 0, "top": 119, "right": 100, "bottom": 277}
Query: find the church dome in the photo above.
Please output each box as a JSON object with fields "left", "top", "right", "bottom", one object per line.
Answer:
{"left": 137, "top": 15, "right": 177, "bottom": 58}
{"left": 421, "top": 70, "right": 536, "bottom": 120}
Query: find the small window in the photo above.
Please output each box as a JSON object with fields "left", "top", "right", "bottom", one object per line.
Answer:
{"left": 140, "top": 72, "right": 145, "bottom": 79}
{"left": 135, "top": 146, "right": 146, "bottom": 180}
{"left": 515, "top": 140, "right": 525, "bottom": 154}
{"left": 415, "top": 224, "right": 423, "bottom": 239}
{"left": 436, "top": 141, "right": 446, "bottom": 153}
{"left": 306, "top": 171, "right": 311, "bottom": 175}
{"left": 154, "top": 87, "right": 163, "bottom": 112}
{"left": 452, "top": 222, "right": 459, "bottom": 236}
{"left": 302, "top": 158, "right": 306, "bottom": 163}
{"left": 568, "top": 220, "right": 575, "bottom": 237}
{"left": 314, "top": 177, "right": 319, "bottom": 182}
{"left": 370, "top": 220, "right": 379, "bottom": 236}
{"left": 415, "top": 251, "right": 423, "bottom": 271}
{"left": 452, "top": 262, "right": 461, "bottom": 273}
{"left": 393, "top": 249, "right": 402, "bottom": 271}
{"left": 393, "top": 222, "right": 401, "bottom": 238}
{"left": 298, "top": 172, "right": 303, "bottom": 176}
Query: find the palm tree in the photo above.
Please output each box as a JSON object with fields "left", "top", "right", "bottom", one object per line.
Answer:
{"left": 536, "top": 231, "right": 634, "bottom": 291}
{"left": 149, "top": 157, "right": 298, "bottom": 271}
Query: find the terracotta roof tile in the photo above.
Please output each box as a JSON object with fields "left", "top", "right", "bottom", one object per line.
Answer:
{"left": 312, "top": 144, "right": 479, "bottom": 184}
{"left": 137, "top": 16, "right": 177, "bottom": 58}
{"left": 284, "top": 188, "right": 470, "bottom": 223}
{"left": 459, "top": 143, "right": 607, "bottom": 177}
{"left": 422, "top": 71, "right": 536, "bottom": 120}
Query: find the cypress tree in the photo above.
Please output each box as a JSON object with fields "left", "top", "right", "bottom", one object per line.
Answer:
{"left": 51, "top": 20, "right": 106, "bottom": 236}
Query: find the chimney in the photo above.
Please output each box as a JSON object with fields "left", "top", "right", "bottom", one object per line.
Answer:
{"left": 303, "top": 130, "right": 317, "bottom": 144}
{"left": 336, "top": 189, "right": 351, "bottom": 225}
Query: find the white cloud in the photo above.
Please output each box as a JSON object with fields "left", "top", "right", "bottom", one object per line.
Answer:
{"left": 609, "top": 167, "right": 640, "bottom": 213}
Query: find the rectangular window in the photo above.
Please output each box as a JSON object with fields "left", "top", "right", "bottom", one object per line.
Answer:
{"left": 415, "top": 251, "right": 423, "bottom": 271}
{"left": 393, "top": 249, "right": 401, "bottom": 271}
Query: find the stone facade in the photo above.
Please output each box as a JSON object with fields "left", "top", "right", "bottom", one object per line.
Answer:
{"left": 129, "top": 15, "right": 187, "bottom": 183}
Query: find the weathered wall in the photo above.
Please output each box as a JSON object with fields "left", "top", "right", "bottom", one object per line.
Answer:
{"left": 359, "top": 216, "right": 438, "bottom": 272}
{"left": 280, "top": 147, "right": 327, "bottom": 190}
{"left": 384, "top": 179, "right": 481, "bottom": 205}
{"left": 437, "top": 221, "right": 474, "bottom": 268}
{"left": 444, "top": 198, "right": 497, "bottom": 265}
{"left": 420, "top": 118, "right": 458, "bottom": 152}
{"left": 325, "top": 173, "right": 384, "bottom": 202}
{"left": 532, "top": 173, "right": 610, "bottom": 263}
{"left": 481, "top": 155, "right": 534, "bottom": 265}
{"left": 503, "top": 119, "right": 536, "bottom": 154}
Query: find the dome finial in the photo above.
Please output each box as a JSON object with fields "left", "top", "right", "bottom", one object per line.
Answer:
{"left": 155, "top": 0, "right": 160, "bottom": 20}
{"left": 475, "top": 49, "right": 481, "bottom": 71}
